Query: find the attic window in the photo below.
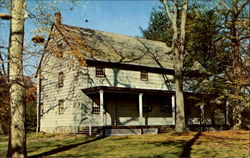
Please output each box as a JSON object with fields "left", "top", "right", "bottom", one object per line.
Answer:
{"left": 58, "top": 72, "right": 64, "bottom": 87}
{"left": 140, "top": 71, "right": 148, "bottom": 81}
{"left": 96, "top": 67, "right": 105, "bottom": 78}
{"left": 58, "top": 43, "right": 63, "bottom": 49}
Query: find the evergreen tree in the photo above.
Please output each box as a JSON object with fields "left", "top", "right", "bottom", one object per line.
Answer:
{"left": 141, "top": 1, "right": 250, "bottom": 129}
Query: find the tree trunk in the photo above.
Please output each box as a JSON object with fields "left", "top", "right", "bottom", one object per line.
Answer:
{"left": 229, "top": 1, "right": 243, "bottom": 130}
{"left": 161, "top": 0, "right": 188, "bottom": 133}
{"left": 174, "top": 0, "right": 187, "bottom": 133}
{"left": 7, "top": 0, "right": 27, "bottom": 157}
{"left": 174, "top": 51, "right": 186, "bottom": 132}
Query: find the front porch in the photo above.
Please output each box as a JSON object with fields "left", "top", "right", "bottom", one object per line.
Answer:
{"left": 80, "top": 86, "right": 229, "bottom": 135}
{"left": 82, "top": 86, "right": 176, "bottom": 127}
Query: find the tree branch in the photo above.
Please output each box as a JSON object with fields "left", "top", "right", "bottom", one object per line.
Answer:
{"left": 0, "top": 53, "right": 6, "bottom": 75}
{"left": 216, "top": 0, "right": 230, "bottom": 10}
{"left": 180, "top": 0, "right": 188, "bottom": 57}
{"left": 172, "top": 0, "right": 178, "bottom": 51}
{"left": 161, "top": 0, "right": 173, "bottom": 24}
{"left": 238, "top": 0, "right": 249, "bottom": 15}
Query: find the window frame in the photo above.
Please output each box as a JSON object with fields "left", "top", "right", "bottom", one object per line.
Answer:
{"left": 143, "top": 104, "right": 152, "bottom": 112}
{"left": 96, "top": 67, "right": 105, "bottom": 78}
{"left": 161, "top": 104, "right": 172, "bottom": 113}
{"left": 58, "top": 72, "right": 64, "bottom": 88}
{"left": 92, "top": 101, "right": 100, "bottom": 114}
{"left": 140, "top": 70, "right": 148, "bottom": 81}
{"left": 59, "top": 100, "right": 64, "bottom": 114}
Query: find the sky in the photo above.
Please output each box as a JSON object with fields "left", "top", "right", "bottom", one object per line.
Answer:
{"left": 60, "top": 1, "right": 160, "bottom": 36}
{"left": 0, "top": 0, "right": 161, "bottom": 76}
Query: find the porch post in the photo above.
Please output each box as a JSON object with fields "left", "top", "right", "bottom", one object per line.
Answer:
{"left": 225, "top": 99, "right": 229, "bottom": 125}
{"left": 200, "top": 105, "right": 205, "bottom": 125}
{"left": 139, "top": 93, "right": 143, "bottom": 124}
{"left": 171, "top": 95, "right": 175, "bottom": 125}
{"left": 99, "top": 90, "right": 104, "bottom": 126}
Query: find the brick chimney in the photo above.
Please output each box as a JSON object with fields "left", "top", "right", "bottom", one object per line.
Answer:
{"left": 54, "top": 12, "right": 61, "bottom": 25}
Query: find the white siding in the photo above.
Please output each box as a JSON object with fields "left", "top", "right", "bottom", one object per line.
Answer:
{"left": 86, "top": 67, "right": 174, "bottom": 90}
{"left": 38, "top": 43, "right": 175, "bottom": 132}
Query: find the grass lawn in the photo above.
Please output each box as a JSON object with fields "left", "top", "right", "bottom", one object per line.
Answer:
{"left": 0, "top": 130, "right": 249, "bottom": 157}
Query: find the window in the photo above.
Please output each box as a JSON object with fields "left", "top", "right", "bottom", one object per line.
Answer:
{"left": 40, "top": 78, "right": 45, "bottom": 92}
{"left": 59, "top": 100, "right": 64, "bottom": 114}
{"left": 161, "top": 96, "right": 172, "bottom": 113}
{"left": 161, "top": 104, "right": 172, "bottom": 113}
{"left": 140, "top": 71, "right": 148, "bottom": 81}
{"left": 58, "top": 72, "right": 64, "bottom": 87}
{"left": 143, "top": 104, "right": 152, "bottom": 112}
{"left": 96, "top": 67, "right": 105, "bottom": 77}
{"left": 92, "top": 101, "right": 100, "bottom": 114}
{"left": 40, "top": 103, "right": 44, "bottom": 115}
{"left": 142, "top": 95, "right": 152, "bottom": 112}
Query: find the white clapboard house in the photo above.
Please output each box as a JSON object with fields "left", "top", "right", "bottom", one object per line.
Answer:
{"left": 36, "top": 13, "right": 227, "bottom": 135}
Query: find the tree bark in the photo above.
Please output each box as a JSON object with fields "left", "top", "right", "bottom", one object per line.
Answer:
{"left": 174, "top": 50, "right": 186, "bottom": 132}
{"left": 7, "top": 0, "right": 27, "bottom": 157}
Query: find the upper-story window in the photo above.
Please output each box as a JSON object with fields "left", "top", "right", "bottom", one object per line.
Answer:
{"left": 59, "top": 100, "right": 64, "bottom": 114}
{"left": 140, "top": 71, "right": 148, "bottom": 81}
{"left": 58, "top": 72, "right": 64, "bottom": 87}
{"left": 96, "top": 67, "right": 105, "bottom": 78}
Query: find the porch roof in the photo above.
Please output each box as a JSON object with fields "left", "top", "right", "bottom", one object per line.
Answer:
{"left": 81, "top": 86, "right": 175, "bottom": 95}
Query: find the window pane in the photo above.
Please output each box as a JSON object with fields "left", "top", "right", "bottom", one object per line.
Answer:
{"left": 96, "top": 67, "right": 105, "bottom": 77}
{"left": 143, "top": 105, "right": 152, "bottom": 112}
{"left": 58, "top": 72, "right": 64, "bottom": 87}
{"left": 92, "top": 101, "right": 100, "bottom": 114}
{"left": 141, "top": 71, "right": 148, "bottom": 81}
{"left": 59, "top": 100, "right": 64, "bottom": 114}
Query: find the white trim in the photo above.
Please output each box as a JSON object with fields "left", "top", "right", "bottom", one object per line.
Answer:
{"left": 171, "top": 95, "right": 175, "bottom": 125}
{"left": 139, "top": 93, "right": 143, "bottom": 124}
{"left": 99, "top": 90, "right": 104, "bottom": 126}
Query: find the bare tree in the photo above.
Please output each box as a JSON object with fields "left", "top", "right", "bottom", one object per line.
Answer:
{"left": 161, "top": 0, "right": 188, "bottom": 132}
{"left": 7, "top": 0, "right": 27, "bottom": 157}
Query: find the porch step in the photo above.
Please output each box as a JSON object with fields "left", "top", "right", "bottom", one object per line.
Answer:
{"left": 104, "top": 128, "right": 159, "bottom": 136}
{"left": 104, "top": 128, "right": 141, "bottom": 136}
{"left": 158, "top": 126, "right": 175, "bottom": 133}
{"left": 76, "top": 125, "right": 175, "bottom": 136}
{"left": 77, "top": 126, "right": 103, "bottom": 136}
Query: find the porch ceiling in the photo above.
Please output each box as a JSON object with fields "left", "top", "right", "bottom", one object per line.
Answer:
{"left": 81, "top": 86, "right": 175, "bottom": 95}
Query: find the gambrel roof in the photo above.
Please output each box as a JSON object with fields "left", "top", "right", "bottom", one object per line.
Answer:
{"left": 53, "top": 24, "right": 173, "bottom": 69}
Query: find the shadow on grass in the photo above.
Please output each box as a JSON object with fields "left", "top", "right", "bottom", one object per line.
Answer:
{"left": 180, "top": 132, "right": 202, "bottom": 158}
{"left": 28, "top": 137, "right": 103, "bottom": 158}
